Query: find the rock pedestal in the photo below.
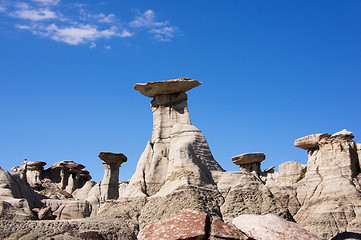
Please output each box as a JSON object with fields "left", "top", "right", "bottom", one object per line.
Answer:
{"left": 232, "top": 152, "right": 265, "bottom": 175}
{"left": 98, "top": 152, "right": 127, "bottom": 200}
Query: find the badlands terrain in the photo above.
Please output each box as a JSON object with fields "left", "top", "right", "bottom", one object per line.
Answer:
{"left": 0, "top": 78, "right": 360, "bottom": 239}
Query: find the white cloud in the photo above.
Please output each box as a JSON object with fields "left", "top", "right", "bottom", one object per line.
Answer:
{"left": 45, "top": 24, "right": 119, "bottom": 45}
{"left": 119, "top": 29, "right": 133, "bottom": 37}
{"left": 4, "top": 2, "right": 178, "bottom": 45}
{"left": 11, "top": 3, "right": 57, "bottom": 21}
{"left": 32, "top": 0, "right": 60, "bottom": 6}
{"left": 129, "top": 10, "right": 166, "bottom": 28}
{"left": 104, "top": 45, "right": 111, "bottom": 50}
{"left": 13, "top": 8, "right": 57, "bottom": 21}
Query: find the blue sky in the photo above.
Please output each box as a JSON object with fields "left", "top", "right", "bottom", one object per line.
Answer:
{"left": 1, "top": 0, "right": 360, "bottom": 182}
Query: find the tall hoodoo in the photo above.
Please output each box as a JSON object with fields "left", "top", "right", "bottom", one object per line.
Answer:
{"left": 121, "top": 78, "right": 223, "bottom": 198}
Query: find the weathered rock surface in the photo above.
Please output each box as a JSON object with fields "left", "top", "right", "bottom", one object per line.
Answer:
{"left": 232, "top": 214, "right": 320, "bottom": 240}
{"left": 0, "top": 216, "right": 139, "bottom": 240}
{"left": 134, "top": 77, "right": 202, "bottom": 98}
{"left": 42, "top": 199, "right": 91, "bottom": 220}
{"left": 217, "top": 171, "right": 293, "bottom": 224}
{"left": 138, "top": 209, "right": 210, "bottom": 240}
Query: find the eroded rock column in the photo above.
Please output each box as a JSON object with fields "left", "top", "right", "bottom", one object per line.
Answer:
{"left": 98, "top": 152, "right": 127, "bottom": 200}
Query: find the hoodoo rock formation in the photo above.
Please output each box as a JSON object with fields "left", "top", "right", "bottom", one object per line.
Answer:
{"left": 98, "top": 152, "right": 127, "bottom": 200}
{"left": 263, "top": 129, "right": 361, "bottom": 239}
{"left": 0, "top": 78, "right": 360, "bottom": 239}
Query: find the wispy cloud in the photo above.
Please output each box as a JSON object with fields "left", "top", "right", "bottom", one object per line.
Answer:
{"left": 150, "top": 26, "right": 177, "bottom": 42}
{"left": 129, "top": 10, "right": 166, "bottom": 28}
{"left": 130, "top": 10, "right": 177, "bottom": 42}
{"left": 1, "top": 1, "right": 179, "bottom": 46}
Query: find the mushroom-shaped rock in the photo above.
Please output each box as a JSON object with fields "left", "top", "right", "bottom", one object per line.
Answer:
{"left": 49, "top": 161, "right": 87, "bottom": 193}
{"left": 134, "top": 78, "right": 202, "bottom": 98}
{"left": 294, "top": 133, "right": 330, "bottom": 150}
{"left": 232, "top": 153, "right": 265, "bottom": 175}
{"left": 98, "top": 152, "right": 127, "bottom": 200}
{"left": 26, "top": 161, "right": 46, "bottom": 185}
{"left": 232, "top": 153, "right": 265, "bottom": 165}
{"left": 331, "top": 129, "right": 354, "bottom": 140}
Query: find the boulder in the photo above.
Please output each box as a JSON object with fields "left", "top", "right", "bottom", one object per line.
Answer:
{"left": 138, "top": 209, "right": 210, "bottom": 240}
{"left": 134, "top": 78, "right": 202, "bottom": 98}
{"left": 37, "top": 206, "right": 53, "bottom": 220}
{"left": 232, "top": 153, "right": 265, "bottom": 165}
{"left": 232, "top": 214, "right": 320, "bottom": 240}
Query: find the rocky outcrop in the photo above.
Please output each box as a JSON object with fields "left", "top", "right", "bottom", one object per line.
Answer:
{"left": 98, "top": 152, "right": 127, "bottom": 200}
{"left": 293, "top": 130, "right": 361, "bottom": 239}
{"left": 264, "top": 129, "right": 361, "bottom": 239}
{"left": 232, "top": 214, "right": 320, "bottom": 240}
